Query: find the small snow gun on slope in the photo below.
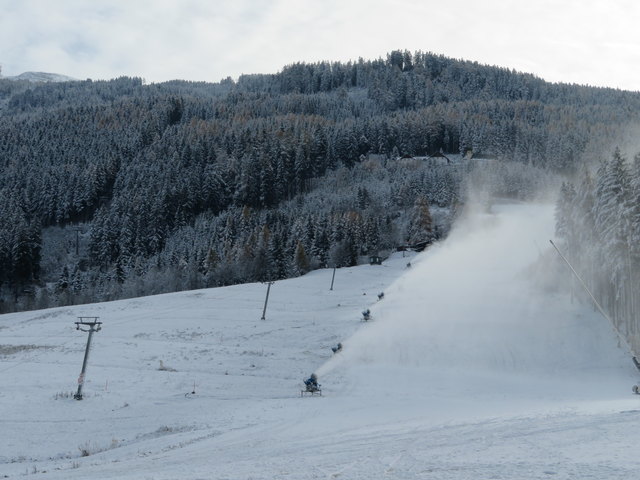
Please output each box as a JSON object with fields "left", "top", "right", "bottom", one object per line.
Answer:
{"left": 301, "top": 373, "right": 322, "bottom": 397}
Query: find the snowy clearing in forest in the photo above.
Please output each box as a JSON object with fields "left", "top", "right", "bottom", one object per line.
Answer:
{"left": 1, "top": 202, "right": 639, "bottom": 479}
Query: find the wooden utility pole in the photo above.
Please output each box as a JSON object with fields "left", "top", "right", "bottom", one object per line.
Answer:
{"left": 261, "top": 282, "right": 274, "bottom": 320}
{"left": 73, "top": 317, "right": 102, "bottom": 400}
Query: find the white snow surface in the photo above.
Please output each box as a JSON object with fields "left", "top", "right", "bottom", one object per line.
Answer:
{"left": 2, "top": 202, "right": 640, "bottom": 479}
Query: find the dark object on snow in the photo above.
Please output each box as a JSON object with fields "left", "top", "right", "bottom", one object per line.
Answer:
{"left": 410, "top": 241, "right": 429, "bottom": 252}
{"left": 331, "top": 342, "right": 343, "bottom": 354}
{"left": 73, "top": 317, "right": 102, "bottom": 401}
{"left": 369, "top": 255, "right": 382, "bottom": 265}
{"left": 377, "top": 292, "right": 384, "bottom": 300}
{"left": 302, "top": 373, "right": 321, "bottom": 396}
{"left": 397, "top": 240, "right": 431, "bottom": 253}
{"left": 633, "top": 356, "right": 640, "bottom": 371}
{"left": 426, "top": 150, "right": 451, "bottom": 164}
{"left": 634, "top": 384, "right": 640, "bottom": 395}
{"left": 304, "top": 373, "right": 319, "bottom": 389}
{"left": 406, "top": 262, "right": 412, "bottom": 268}
{"left": 362, "top": 309, "right": 371, "bottom": 321}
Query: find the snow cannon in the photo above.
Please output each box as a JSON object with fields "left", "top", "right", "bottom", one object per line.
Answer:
{"left": 301, "top": 373, "right": 322, "bottom": 397}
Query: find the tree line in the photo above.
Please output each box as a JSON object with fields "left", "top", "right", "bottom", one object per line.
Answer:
{"left": 1, "top": 50, "right": 638, "bottom": 312}
{"left": 555, "top": 149, "right": 640, "bottom": 354}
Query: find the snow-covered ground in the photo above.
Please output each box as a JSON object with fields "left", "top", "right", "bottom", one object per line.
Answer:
{"left": 2, "top": 202, "right": 640, "bottom": 479}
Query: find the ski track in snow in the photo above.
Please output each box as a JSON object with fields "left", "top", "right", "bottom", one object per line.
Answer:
{"left": 2, "top": 202, "right": 640, "bottom": 479}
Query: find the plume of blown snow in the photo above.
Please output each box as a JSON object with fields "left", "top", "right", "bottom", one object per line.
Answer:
{"left": 316, "top": 200, "right": 623, "bottom": 381}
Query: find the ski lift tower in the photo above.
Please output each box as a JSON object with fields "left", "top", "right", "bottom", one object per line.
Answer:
{"left": 73, "top": 317, "right": 102, "bottom": 400}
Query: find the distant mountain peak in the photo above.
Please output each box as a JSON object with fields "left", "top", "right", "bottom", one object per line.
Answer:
{"left": 2, "top": 71, "right": 78, "bottom": 83}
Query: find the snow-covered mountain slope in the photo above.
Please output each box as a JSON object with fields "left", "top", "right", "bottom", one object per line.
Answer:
{"left": 1, "top": 202, "right": 639, "bottom": 479}
{"left": 2, "top": 71, "right": 77, "bottom": 82}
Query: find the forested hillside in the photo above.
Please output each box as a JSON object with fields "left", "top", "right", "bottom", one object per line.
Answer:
{"left": 2, "top": 50, "right": 639, "bottom": 312}
{"left": 555, "top": 148, "right": 640, "bottom": 354}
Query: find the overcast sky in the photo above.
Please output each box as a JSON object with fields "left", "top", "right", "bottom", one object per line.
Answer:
{"left": 1, "top": 0, "right": 639, "bottom": 91}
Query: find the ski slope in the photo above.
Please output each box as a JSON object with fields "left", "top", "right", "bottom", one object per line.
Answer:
{"left": 1, "top": 202, "right": 640, "bottom": 479}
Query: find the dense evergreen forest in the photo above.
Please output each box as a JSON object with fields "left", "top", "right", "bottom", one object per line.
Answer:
{"left": 555, "top": 148, "right": 640, "bottom": 354}
{"left": 2, "top": 50, "right": 640, "bottom": 313}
